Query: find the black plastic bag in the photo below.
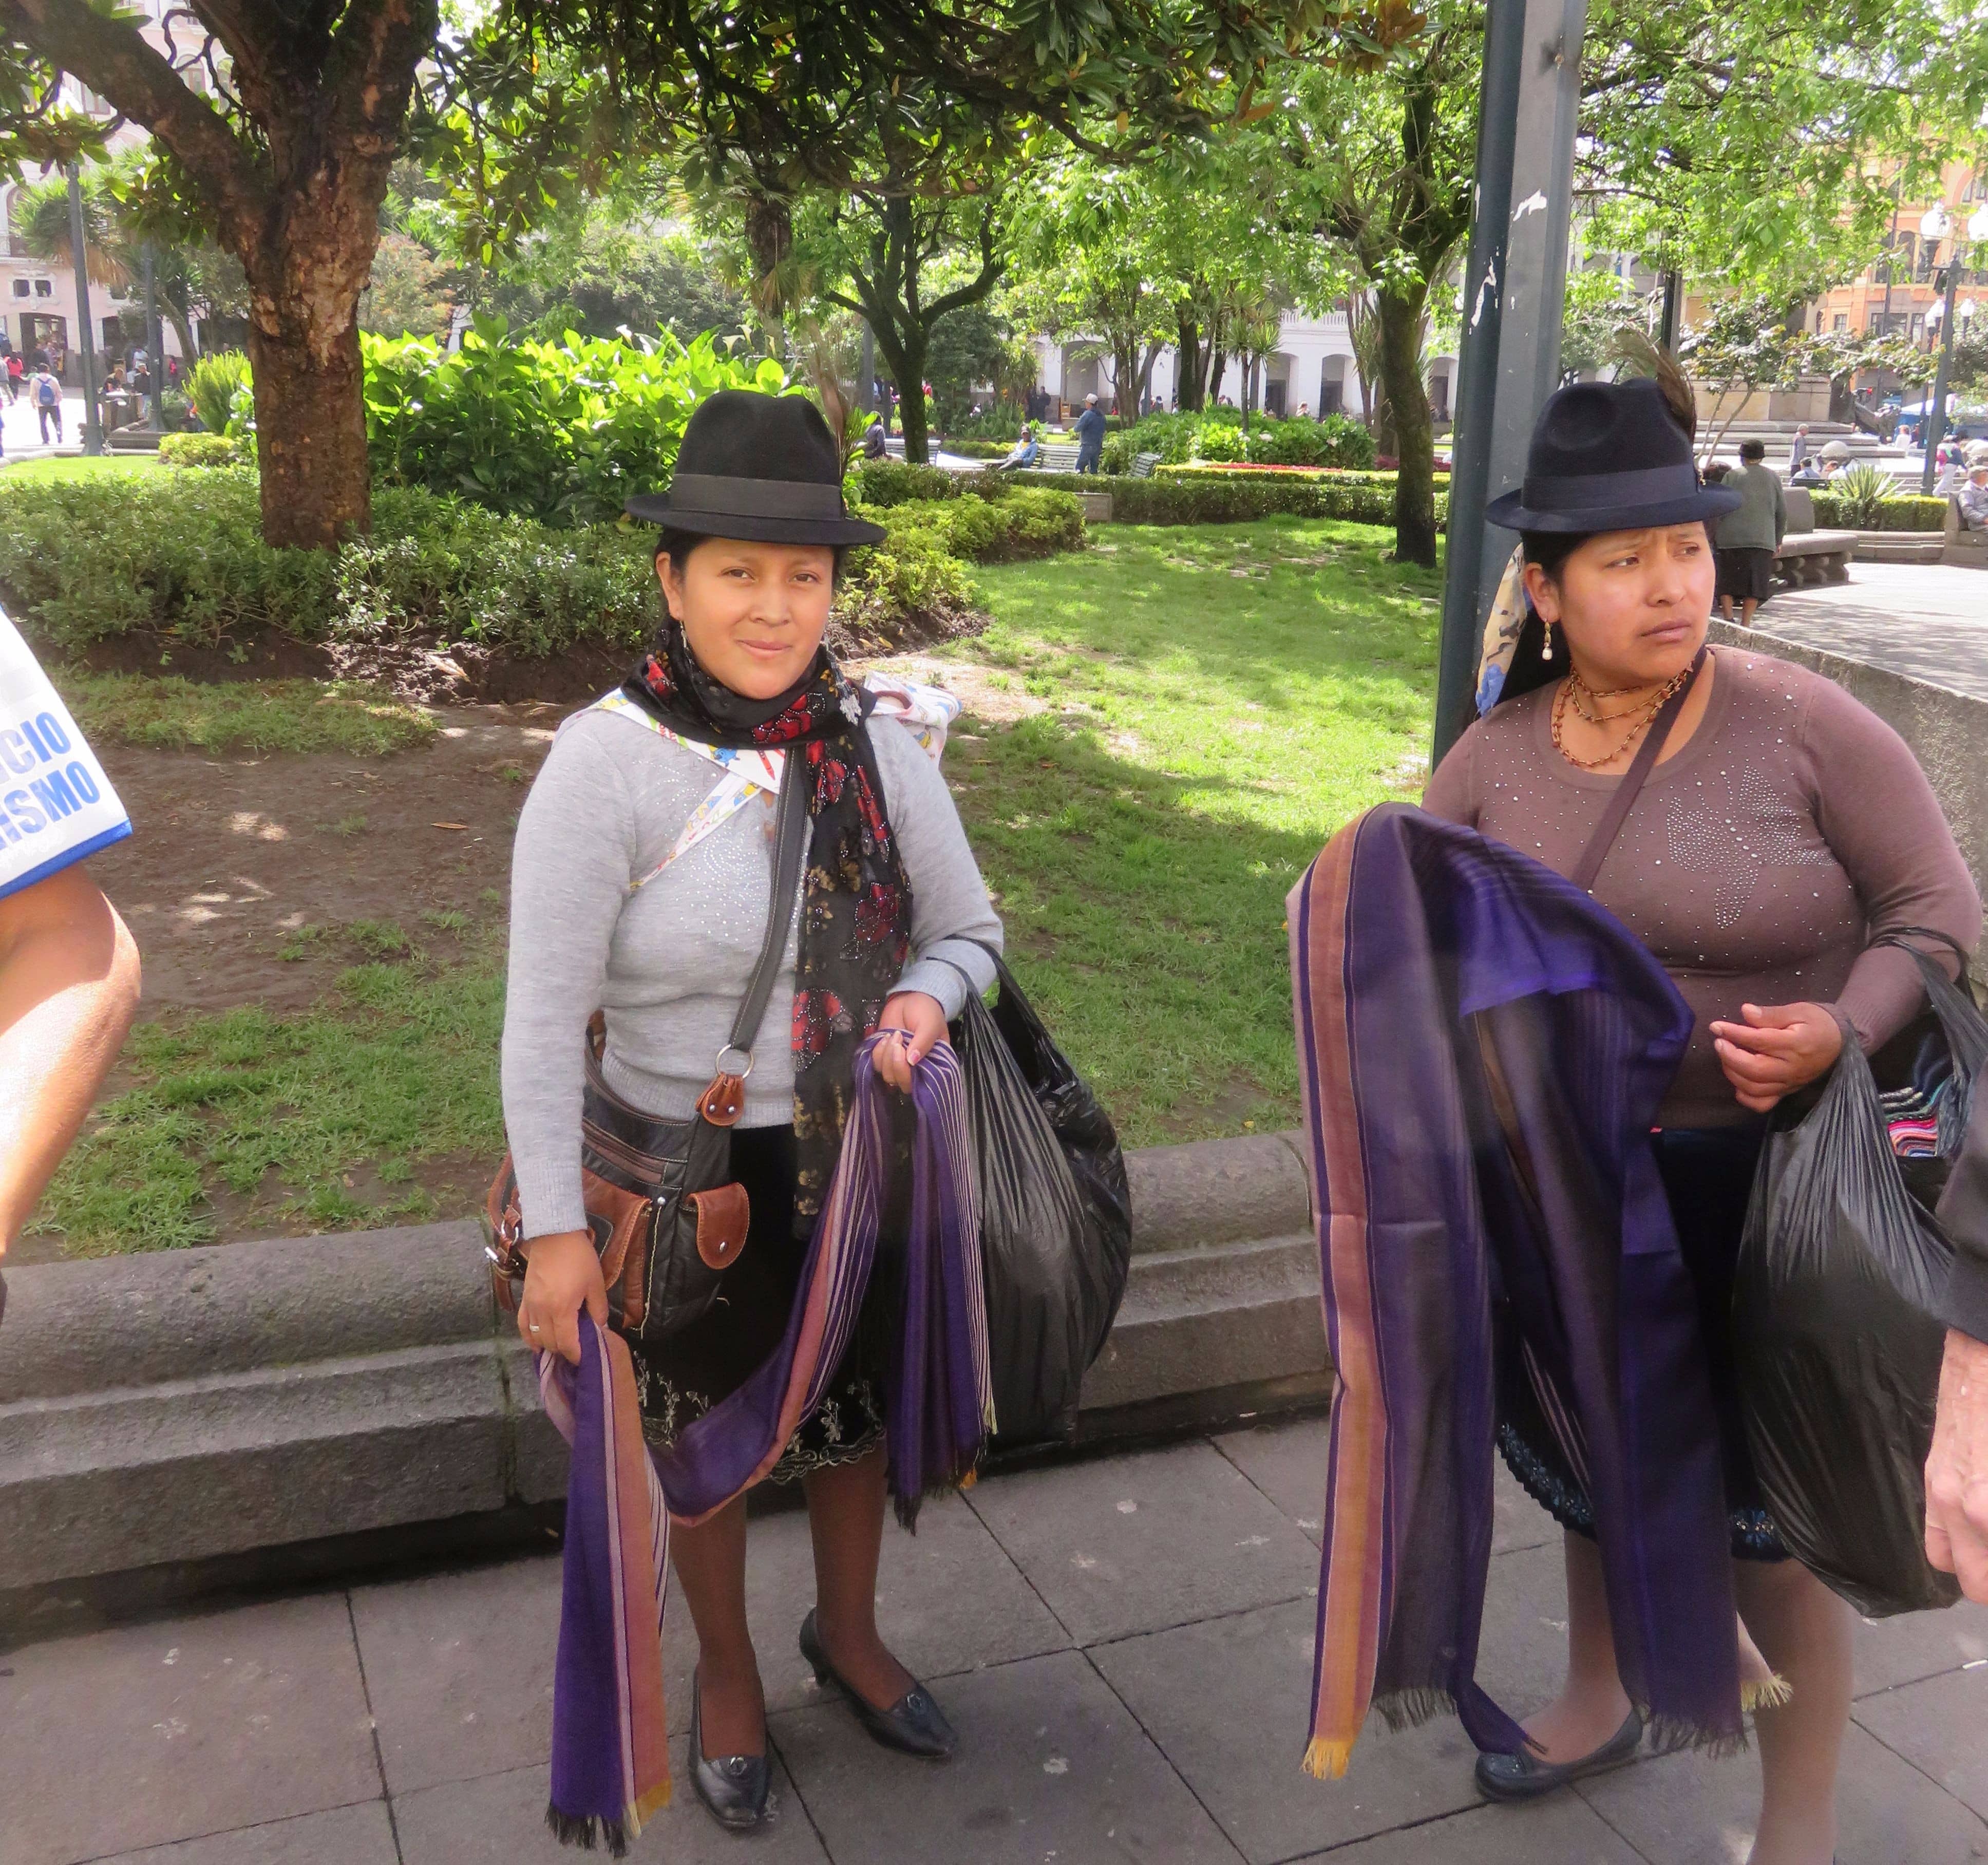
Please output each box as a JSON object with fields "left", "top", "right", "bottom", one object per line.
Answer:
{"left": 1733, "top": 943, "right": 1984, "bottom": 1616}
{"left": 950, "top": 953, "right": 1132, "bottom": 1445}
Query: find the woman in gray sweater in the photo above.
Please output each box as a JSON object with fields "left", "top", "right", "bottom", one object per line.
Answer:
{"left": 502, "top": 392, "right": 1001, "bottom": 1832}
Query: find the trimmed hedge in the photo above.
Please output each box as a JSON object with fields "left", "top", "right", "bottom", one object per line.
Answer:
{"left": 0, "top": 471, "right": 1073, "bottom": 667}
{"left": 1023, "top": 471, "right": 1435, "bottom": 529}
{"left": 1808, "top": 492, "right": 1948, "bottom": 532}
{"left": 158, "top": 432, "right": 248, "bottom": 469}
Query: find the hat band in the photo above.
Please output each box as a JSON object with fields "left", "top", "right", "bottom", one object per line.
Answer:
{"left": 668, "top": 473, "right": 847, "bottom": 521}
{"left": 1520, "top": 462, "right": 1701, "bottom": 512}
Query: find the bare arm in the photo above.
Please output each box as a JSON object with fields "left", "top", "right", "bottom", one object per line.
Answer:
{"left": 0, "top": 864, "right": 142, "bottom": 1255}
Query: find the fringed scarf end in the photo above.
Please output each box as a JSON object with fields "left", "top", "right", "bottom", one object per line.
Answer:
{"left": 1739, "top": 1673, "right": 1793, "bottom": 1714}
{"left": 1302, "top": 1736, "right": 1353, "bottom": 1781}
{"left": 1371, "top": 1686, "right": 1456, "bottom": 1735}
{"left": 1640, "top": 1706, "right": 1751, "bottom": 1762}
{"left": 544, "top": 1805, "right": 630, "bottom": 1857}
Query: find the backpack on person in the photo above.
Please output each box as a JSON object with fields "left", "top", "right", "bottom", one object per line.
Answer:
{"left": 35, "top": 374, "right": 57, "bottom": 407}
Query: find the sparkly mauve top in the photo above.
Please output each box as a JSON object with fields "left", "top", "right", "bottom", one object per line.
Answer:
{"left": 1423, "top": 648, "right": 1983, "bottom": 1128}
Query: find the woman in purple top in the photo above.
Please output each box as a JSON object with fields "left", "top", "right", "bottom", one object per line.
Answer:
{"left": 1424, "top": 378, "right": 1980, "bottom": 1863}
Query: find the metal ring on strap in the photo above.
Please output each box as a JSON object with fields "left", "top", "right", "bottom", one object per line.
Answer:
{"left": 714, "top": 1043, "right": 755, "bottom": 1079}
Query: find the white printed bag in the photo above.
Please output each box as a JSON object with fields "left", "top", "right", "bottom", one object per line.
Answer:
{"left": 0, "top": 608, "right": 131, "bottom": 900}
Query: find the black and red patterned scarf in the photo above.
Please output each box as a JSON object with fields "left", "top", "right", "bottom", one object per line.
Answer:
{"left": 624, "top": 622, "right": 914, "bottom": 1229}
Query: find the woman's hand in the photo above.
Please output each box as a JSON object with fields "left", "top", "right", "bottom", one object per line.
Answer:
{"left": 1708, "top": 1001, "right": 1844, "bottom": 1113}
{"left": 517, "top": 1229, "right": 608, "bottom": 1365}
{"left": 873, "top": 990, "right": 948, "bottom": 1093}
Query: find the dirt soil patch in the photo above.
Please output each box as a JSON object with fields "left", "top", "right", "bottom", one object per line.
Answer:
{"left": 89, "top": 704, "right": 561, "bottom": 1016}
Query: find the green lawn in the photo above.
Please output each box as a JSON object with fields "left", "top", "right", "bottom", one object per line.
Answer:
{"left": 64, "top": 671, "right": 436, "bottom": 756}
{"left": 2, "top": 452, "right": 163, "bottom": 483}
{"left": 954, "top": 518, "right": 1439, "bottom": 1141}
{"left": 37, "top": 517, "right": 1440, "bottom": 1253}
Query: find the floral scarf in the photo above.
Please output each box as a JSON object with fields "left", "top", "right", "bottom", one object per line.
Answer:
{"left": 623, "top": 622, "right": 913, "bottom": 1229}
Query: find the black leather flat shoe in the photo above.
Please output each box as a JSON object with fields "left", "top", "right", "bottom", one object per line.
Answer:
{"left": 799, "top": 1609, "right": 956, "bottom": 1760}
{"left": 689, "top": 1669, "right": 771, "bottom": 1832}
{"left": 1474, "top": 1708, "right": 1643, "bottom": 1802}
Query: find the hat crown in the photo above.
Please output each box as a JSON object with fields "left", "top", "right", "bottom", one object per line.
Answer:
{"left": 676, "top": 389, "right": 841, "bottom": 486}
{"left": 1525, "top": 377, "right": 1690, "bottom": 483}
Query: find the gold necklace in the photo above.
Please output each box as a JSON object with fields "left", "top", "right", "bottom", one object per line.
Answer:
{"left": 1551, "top": 665, "right": 1692, "bottom": 770}
{"left": 1565, "top": 669, "right": 1673, "bottom": 725}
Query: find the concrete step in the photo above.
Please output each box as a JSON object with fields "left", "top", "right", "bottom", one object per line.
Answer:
{"left": 0, "top": 1132, "right": 1328, "bottom": 1600}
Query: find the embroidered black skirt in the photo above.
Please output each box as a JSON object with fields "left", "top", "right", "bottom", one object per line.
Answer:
{"left": 1497, "top": 1120, "right": 1789, "bottom": 1562}
{"left": 626, "top": 1123, "right": 888, "bottom": 1483}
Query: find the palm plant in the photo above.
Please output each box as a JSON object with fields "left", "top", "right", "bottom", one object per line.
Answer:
{"left": 11, "top": 170, "right": 129, "bottom": 290}
{"left": 1827, "top": 460, "right": 1898, "bottom": 529}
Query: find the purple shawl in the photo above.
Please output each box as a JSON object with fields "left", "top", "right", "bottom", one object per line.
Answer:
{"left": 1290, "top": 803, "right": 1741, "bottom": 1775}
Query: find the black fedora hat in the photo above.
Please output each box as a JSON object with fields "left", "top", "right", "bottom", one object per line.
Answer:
{"left": 626, "top": 389, "right": 887, "bottom": 546}
{"left": 1485, "top": 377, "right": 1742, "bottom": 533}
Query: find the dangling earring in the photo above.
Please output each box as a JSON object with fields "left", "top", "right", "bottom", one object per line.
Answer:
{"left": 1541, "top": 616, "right": 1555, "bottom": 661}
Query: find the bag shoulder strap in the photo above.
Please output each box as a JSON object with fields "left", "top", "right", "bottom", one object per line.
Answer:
{"left": 727, "top": 759, "right": 809, "bottom": 1057}
{"left": 1568, "top": 646, "right": 1707, "bottom": 895}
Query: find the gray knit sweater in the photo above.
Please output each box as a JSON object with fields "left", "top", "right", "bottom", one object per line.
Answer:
{"left": 502, "top": 703, "right": 1003, "bottom": 1238}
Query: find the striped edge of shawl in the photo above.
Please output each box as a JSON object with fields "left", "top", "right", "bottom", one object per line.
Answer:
{"left": 1289, "top": 811, "right": 1387, "bottom": 1781}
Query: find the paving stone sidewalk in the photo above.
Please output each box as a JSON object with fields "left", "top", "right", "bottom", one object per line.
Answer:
{"left": 1751, "top": 563, "right": 1988, "bottom": 702}
{"left": 5, "top": 1420, "right": 1986, "bottom": 1865}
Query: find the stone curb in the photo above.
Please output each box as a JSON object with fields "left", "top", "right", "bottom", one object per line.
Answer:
{"left": 0, "top": 1133, "right": 1325, "bottom": 1593}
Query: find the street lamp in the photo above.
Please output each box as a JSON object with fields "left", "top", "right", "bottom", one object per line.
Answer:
{"left": 1917, "top": 203, "right": 1988, "bottom": 492}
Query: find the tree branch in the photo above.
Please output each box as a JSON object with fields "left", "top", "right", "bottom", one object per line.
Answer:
{"left": 1, "top": 0, "right": 269, "bottom": 237}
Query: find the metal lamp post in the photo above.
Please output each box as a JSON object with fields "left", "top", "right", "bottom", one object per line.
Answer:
{"left": 1919, "top": 202, "right": 1988, "bottom": 493}
{"left": 64, "top": 160, "right": 103, "bottom": 456}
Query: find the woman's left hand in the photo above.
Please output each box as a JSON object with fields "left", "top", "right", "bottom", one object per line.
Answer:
{"left": 873, "top": 990, "right": 948, "bottom": 1093}
{"left": 1708, "top": 1001, "right": 1844, "bottom": 1113}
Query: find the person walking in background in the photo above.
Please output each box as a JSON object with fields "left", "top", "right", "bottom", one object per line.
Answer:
{"left": 1073, "top": 392, "right": 1107, "bottom": 474}
{"left": 1787, "top": 423, "right": 1811, "bottom": 475}
{"left": 30, "top": 363, "right": 62, "bottom": 444}
{"left": 7, "top": 350, "right": 24, "bottom": 402}
{"left": 1715, "top": 438, "right": 1786, "bottom": 627}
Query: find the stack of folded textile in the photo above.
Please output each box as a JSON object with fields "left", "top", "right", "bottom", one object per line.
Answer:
{"left": 1881, "top": 1079, "right": 1947, "bottom": 1161}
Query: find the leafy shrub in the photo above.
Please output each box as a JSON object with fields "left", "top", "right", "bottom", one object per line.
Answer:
{"left": 187, "top": 351, "right": 250, "bottom": 435}
{"left": 1809, "top": 491, "right": 1947, "bottom": 532}
{"left": 158, "top": 432, "right": 245, "bottom": 469}
{"left": 1246, "top": 413, "right": 1377, "bottom": 469}
{"left": 848, "top": 460, "right": 979, "bottom": 506}
{"left": 363, "top": 315, "right": 792, "bottom": 525}
{"left": 0, "top": 469, "right": 997, "bottom": 670}
{"left": 1195, "top": 420, "right": 1245, "bottom": 462}
{"left": 941, "top": 438, "right": 1019, "bottom": 461}
{"left": 880, "top": 489, "right": 1085, "bottom": 563}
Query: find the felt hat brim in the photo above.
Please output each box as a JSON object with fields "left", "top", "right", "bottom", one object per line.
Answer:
{"left": 623, "top": 492, "right": 887, "bottom": 547}
{"left": 1485, "top": 482, "right": 1742, "bottom": 534}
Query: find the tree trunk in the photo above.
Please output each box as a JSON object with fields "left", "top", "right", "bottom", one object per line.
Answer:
{"left": 1375, "top": 286, "right": 1436, "bottom": 565}
{"left": 744, "top": 193, "right": 793, "bottom": 358}
{"left": 1206, "top": 349, "right": 1227, "bottom": 406}
{"left": 248, "top": 317, "right": 371, "bottom": 548}
{"left": 866, "top": 313, "right": 932, "bottom": 464}
{"left": 164, "top": 307, "right": 199, "bottom": 368}
{"left": 1176, "top": 311, "right": 1203, "bottom": 410}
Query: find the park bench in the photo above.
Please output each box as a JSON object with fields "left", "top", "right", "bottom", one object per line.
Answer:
{"left": 1129, "top": 451, "right": 1162, "bottom": 478}
{"left": 1770, "top": 485, "right": 1856, "bottom": 588}
{"left": 1024, "top": 442, "right": 1083, "bottom": 474}
{"left": 1943, "top": 495, "right": 1988, "bottom": 570}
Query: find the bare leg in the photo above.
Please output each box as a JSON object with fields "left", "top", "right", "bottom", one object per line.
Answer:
{"left": 805, "top": 1446, "right": 916, "bottom": 1709}
{"left": 1735, "top": 1558, "right": 1852, "bottom": 1865}
{"left": 1741, "top": 597, "right": 1760, "bottom": 627}
{"left": 1720, "top": 594, "right": 1736, "bottom": 621}
{"left": 1520, "top": 1532, "right": 1635, "bottom": 1761}
{"left": 669, "top": 1494, "right": 765, "bottom": 1757}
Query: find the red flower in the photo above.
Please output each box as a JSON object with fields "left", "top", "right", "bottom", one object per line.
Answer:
{"left": 793, "top": 989, "right": 848, "bottom": 1061}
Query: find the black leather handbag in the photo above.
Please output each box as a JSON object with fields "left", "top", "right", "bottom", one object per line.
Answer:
{"left": 483, "top": 769, "right": 810, "bottom": 1344}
